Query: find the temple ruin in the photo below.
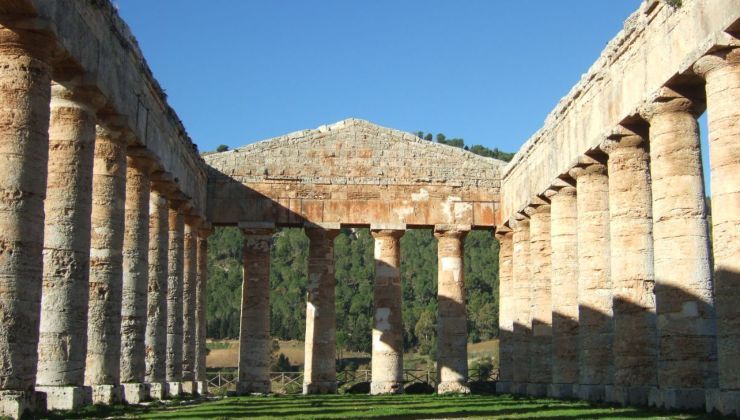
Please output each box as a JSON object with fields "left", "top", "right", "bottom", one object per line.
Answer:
{"left": 0, "top": 0, "right": 737, "bottom": 417}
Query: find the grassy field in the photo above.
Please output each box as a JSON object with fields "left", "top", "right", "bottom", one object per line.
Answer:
{"left": 45, "top": 394, "right": 720, "bottom": 419}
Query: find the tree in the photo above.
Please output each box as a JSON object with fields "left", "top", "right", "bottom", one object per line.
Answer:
{"left": 216, "top": 144, "right": 229, "bottom": 152}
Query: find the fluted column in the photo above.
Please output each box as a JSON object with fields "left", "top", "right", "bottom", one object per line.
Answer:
{"left": 603, "top": 128, "right": 657, "bottom": 406}
{"left": 694, "top": 48, "right": 740, "bottom": 417}
{"left": 643, "top": 88, "right": 716, "bottom": 409}
{"left": 527, "top": 205, "right": 552, "bottom": 397}
{"left": 570, "top": 160, "right": 613, "bottom": 402}
{"left": 120, "top": 152, "right": 156, "bottom": 403}
{"left": 0, "top": 25, "right": 53, "bottom": 417}
{"left": 194, "top": 225, "right": 212, "bottom": 396}
{"left": 144, "top": 187, "right": 170, "bottom": 400}
{"left": 237, "top": 223, "right": 274, "bottom": 395}
{"left": 182, "top": 217, "right": 201, "bottom": 394}
{"left": 85, "top": 121, "right": 128, "bottom": 405}
{"left": 511, "top": 215, "right": 531, "bottom": 395}
{"left": 546, "top": 185, "right": 578, "bottom": 398}
{"left": 303, "top": 227, "right": 340, "bottom": 395}
{"left": 370, "top": 228, "right": 405, "bottom": 395}
{"left": 166, "top": 203, "right": 185, "bottom": 396}
{"left": 435, "top": 225, "right": 470, "bottom": 394}
{"left": 495, "top": 229, "right": 514, "bottom": 394}
{"left": 36, "top": 80, "right": 104, "bottom": 410}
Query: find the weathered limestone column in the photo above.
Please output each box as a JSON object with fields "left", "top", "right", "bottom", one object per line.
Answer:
{"left": 495, "top": 228, "right": 514, "bottom": 394}
{"left": 303, "top": 226, "right": 340, "bottom": 395}
{"left": 694, "top": 48, "right": 740, "bottom": 417}
{"left": 526, "top": 205, "right": 552, "bottom": 397}
{"left": 603, "top": 127, "right": 657, "bottom": 406}
{"left": 370, "top": 227, "right": 405, "bottom": 395}
{"left": 85, "top": 121, "right": 129, "bottom": 405}
{"left": 511, "top": 215, "right": 531, "bottom": 395}
{"left": 435, "top": 225, "right": 470, "bottom": 394}
{"left": 546, "top": 184, "right": 579, "bottom": 398}
{"left": 144, "top": 187, "right": 170, "bottom": 400}
{"left": 0, "top": 25, "right": 53, "bottom": 417}
{"left": 194, "top": 225, "right": 212, "bottom": 396}
{"left": 36, "top": 80, "right": 104, "bottom": 410}
{"left": 120, "top": 152, "right": 156, "bottom": 404}
{"left": 237, "top": 223, "right": 275, "bottom": 395}
{"left": 182, "top": 217, "right": 201, "bottom": 394}
{"left": 166, "top": 203, "right": 186, "bottom": 397}
{"left": 642, "top": 88, "right": 717, "bottom": 410}
{"left": 570, "top": 159, "right": 613, "bottom": 402}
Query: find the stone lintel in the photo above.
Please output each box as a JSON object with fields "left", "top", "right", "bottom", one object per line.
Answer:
{"left": 239, "top": 221, "right": 276, "bottom": 236}
{"left": 304, "top": 221, "right": 341, "bottom": 231}
{"left": 184, "top": 214, "right": 203, "bottom": 227}
{"left": 370, "top": 222, "right": 406, "bottom": 231}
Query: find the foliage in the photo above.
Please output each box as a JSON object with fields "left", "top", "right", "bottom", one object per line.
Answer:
{"left": 416, "top": 131, "right": 515, "bottom": 162}
{"left": 216, "top": 144, "right": 229, "bottom": 152}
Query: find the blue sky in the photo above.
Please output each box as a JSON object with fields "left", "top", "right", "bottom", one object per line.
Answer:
{"left": 115, "top": 1, "right": 711, "bottom": 191}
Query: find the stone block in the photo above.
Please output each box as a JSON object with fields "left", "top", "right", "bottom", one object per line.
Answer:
{"left": 547, "top": 383, "right": 573, "bottom": 399}
{"left": 303, "top": 381, "right": 337, "bottom": 395}
{"left": 148, "top": 382, "right": 167, "bottom": 400}
{"left": 0, "top": 390, "right": 43, "bottom": 419}
{"left": 167, "top": 382, "right": 183, "bottom": 397}
{"left": 35, "top": 386, "right": 87, "bottom": 411}
{"left": 437, "top": 381, "right": 471, "bottom": 395}
{"left": 236, "top": 381, "right": 270, "bottom": 395}
{"left": 577, "top": 384, "right": 606, "bottom": 402}
{"left": 196, "top": 381, "right": 208, "bottom": 396}
{"left": 90, "top": 384, "right": 123, "bottom": 405}
{"left": 495, "top": 381, "right": 512, "bottom": 394}
{"left": 121, "top": 383, "right": 148, "bottom": 404}
{"left": 181, "top": 381, "right": 196, "bottom": 395}
{"left": 607, "top": 385, "right": 650, "bottom": 406}
{"left": 706, "top": 389, "right": 740, "bottom": 417}
{"left": 649, "top": 387, "right": 706, "bottom": 410}
{"left": 370, "top": 381, "right": 403, "bottom": 395}
{"left": 526, "top": 383, "right": 548, "bottom": 397}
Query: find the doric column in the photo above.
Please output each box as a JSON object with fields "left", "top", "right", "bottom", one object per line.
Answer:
{"left": 303, "top": 226, "right": 340, "bottom": 395}
{"left": 642, "top": 88, "right": 716, "bottom": 410}
{"left": 370, "top": 227, "right": 405, "bottom": 395}
{"left": 694, "top": 48, "right": 740, "bottom": 417}
{"left": 511, "top": 215, "right": 531, "bottom": 395}
{"left": 602, "top": 127, "right": 657, "bottom": 406}
{"left": 166, "top": 202, "right": 186, "bottom": 396}
{"left": 182, "top": 216, "right": 201, "bottom": 394}
{"left": 570, "top": 159, "right": 613, "bottom": 402}
{"left": 144, "top": 186, "right": 170, "bottom": 400}
{"left": 194, "top": 225, "right": 212, "bottom": 396}
{"left": 237, "top": 223, "right": 275, "bottom": 395}
{"left": 435, "top": 225, "right": 470, "bottom": 394}
{"left": 546, "top": 184, "right": 579, "bottom": 398}
{"left": 85, "top": 120, "right": 129, "bottom": 405}
{"left": 0, "top": 25, "right": 53, "bottom": 417}
{"left": 120, "top": 152, "right": 156, "bottom": 403}
{"left": 36, "top": 80, "right": 104, "bottom": 410}
{"left": 494, "top": 228, "right": 514, "bottom": 394}
{"left": 526, "top": 204, "right": 552, "bottom": 397}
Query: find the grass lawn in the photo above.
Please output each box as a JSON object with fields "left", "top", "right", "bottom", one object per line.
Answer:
{"left": 43, "top": 394, "right": 723, "bottom": 419}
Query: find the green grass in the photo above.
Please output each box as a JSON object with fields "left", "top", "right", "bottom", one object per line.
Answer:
{"left": 41, "top": 394, "right": 725, "bottom": 419}
{"left": 207, "top": 341, "right": 232, "bottom": 350}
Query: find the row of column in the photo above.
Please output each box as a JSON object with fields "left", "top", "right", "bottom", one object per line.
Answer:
{"left": 235, "top": 223, "right": 471, "bottom": 395}
{"left": 496, "top": 47, "right": 738, "bottom": 415}
{"left": 0, "top": 25, "right": 211, "bottom": 417}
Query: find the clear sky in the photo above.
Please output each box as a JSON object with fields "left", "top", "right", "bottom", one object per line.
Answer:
{"left": 115, "top": 0, "right": 711, "bottom": 192}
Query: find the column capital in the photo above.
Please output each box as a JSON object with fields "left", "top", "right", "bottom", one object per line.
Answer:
{"left": 198, "top": 222, "right": 213, "bottom": 239}
{"left": 599, "top": 125, "right": 646, "bottom": 154}
{"left": 238, "top": 221, "right": 275, "bottom": 236}
{"left": 434, "top": 224, "right": 470, "bottom": 239}
{"left": 544, "top": 185, "right": 576, "bottom": 200}
{"left": 692, "top": 47, "right": 739, "bottom": 79}
{"left": 639, "top": 86, "right": 704, "bottom": 120}
{"left": 96, "top": 116, "right": 134, "bottom": 146}
{"left": 126, "top": 147, "right": 159, "bottom": 175}
{"left": 184, "top": 214, "right": 203, "bottom": 228}
{"left": 524, "top": 204, "right": 550, "bottom": 217}
{"left": 569, "top": 161, "right": 607, "bottom": 180}
{"left": 0, "top": 24, "right": 56, "bottom": 63}
{"left": 370, "top": 229, "right": 405, "bottom": 240}
{"left": 50, "top": 79, "right": 106, "bottom": 113}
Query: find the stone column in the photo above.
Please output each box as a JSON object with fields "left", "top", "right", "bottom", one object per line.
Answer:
{"left": 603, "top": 128, "right": 657, "bottom": 406}
{"left": 511, "top": 215, "right": 530, "bottom": 395}
{"left": 694, "top": 48, "right": 740, "bottom": 417}
{"left": 85, "top": 120, "right": 128, "bottom": 405}
{"left": 495, "top": 228, "right": 514, "bottom": 394}
{"left": 435, "top": 225, "right": 470, "bottom": 394}
{"left": 120, "top": 152, "right": 156, "bottom": 404}
{"left": 194, "top": 225, "right": 212, "bottom": 396}
{"left": 144, "top": 187, "right": 170, "bottom": 400}
{"left": 36, "top": 80, "right": 104, "bottom": 410}
{"left": 0, "top": 25, "right": 53, "bottom": 418}
{"left": 166, "top": 203, "right": 185, "bottom": 397}
{"left": 370, "top": 227, "right": 405, "bottom": 395}
{"left": 570, "top": 159, "right": 613, "bottom": 402}
{"left": 237, "top": 223, "right": 275, "bottom": 395}
{"left": 526, "top": 205, "right": 552, "bottom": 397}
{"left": 546, "top": 185, "right": 579, "bottom": 398}
{"left": 182, "top": 217, "right": 201, "bottom": 395}
{"left": 303, "top": 226, "right": 340, "bottom": 395}
{"left": 642, "top": 88, "right": 717, "bottom": 409}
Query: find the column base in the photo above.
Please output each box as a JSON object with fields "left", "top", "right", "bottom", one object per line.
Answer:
{"left": 90, "top": 384, "right": 123, "bottom": 405}
{"left": 35, "top": 385, "right": 88, "bottom": 411}
{"left": 706, "top": 389, "right": 740, "bottom": 417}
{"left": 121, "top": 382, "right": 149, "bottom": 404}
{"left": 0, "top": 390, "right": 44, "bottom": 418}
{"left": 148, "top": 382, "right": 167, "bottom": 400}
{"left": 577, "top": 384, "right": 606, "bottom": 402}
{"left": 167, "top": 382, "right": 183, "bottom": 397}
{"left": 236, "top": 381, "right": 270, "bottom": 395}
{"left": 495, "top": 381, "right": 512, "bottom": 394}
{"left": 196, "top": 381, "right": 208, "bottom": 396}
{"left": 370, "top": 381, "right": 403, "bottom": 395}
{"left": 438, "top": 381, "right": 471, "bottom": 395}
{"left": 526, "top": 383, "right": 548, "bottom": 397}
{"left": 303, "top": 381, "right": 338, "bottom": 394}
{"left": 547, "top": 383, "right": 574, "bottom": 399}
{"left": 181, "top": 380, "right": 197, "bottom": 395}
{"left": 648, "top": 387, "right": 706, "bottom": 410}
{"left": 510, "top": 383, "right": 528, "bottom": 395}
{"left": 606, "top": 385, "right": 650, "bottom": 406}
